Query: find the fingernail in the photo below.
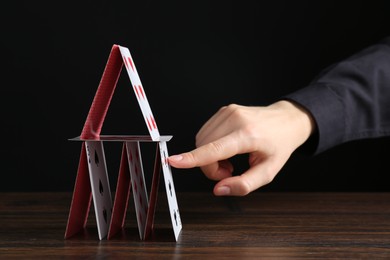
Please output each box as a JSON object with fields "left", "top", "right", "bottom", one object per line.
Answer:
{"left": 215, "top": 186, "right": 231, "bottom": 196}
{"left": 169, "top": 154, "right": 183, "bottom": 162}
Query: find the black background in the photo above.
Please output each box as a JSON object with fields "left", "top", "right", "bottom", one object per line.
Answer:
{"left": 1, "top": 0, "right": 390, "bottom": 192}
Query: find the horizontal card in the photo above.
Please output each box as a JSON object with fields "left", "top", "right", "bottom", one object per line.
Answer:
{"left": 69, "top": 135, "right": 172, "bottom": 142}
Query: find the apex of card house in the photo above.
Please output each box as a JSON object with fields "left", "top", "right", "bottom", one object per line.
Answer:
{"left": 64, "top": 44, "right": 182, "bottom": 242}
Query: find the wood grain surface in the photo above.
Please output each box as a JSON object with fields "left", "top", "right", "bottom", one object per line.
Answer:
{"left": 1, "top": 192, "right": 390, "bottom": 259}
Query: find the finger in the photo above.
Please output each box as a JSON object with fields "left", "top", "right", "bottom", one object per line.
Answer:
{"left": 168, "top": 133, "right": 243, "bottom": 169}
{"left": 200, "top": 159, "right": 234, "bottom": 181}
{"left": 213, "top": 162, "right": 275, "bottom": 196}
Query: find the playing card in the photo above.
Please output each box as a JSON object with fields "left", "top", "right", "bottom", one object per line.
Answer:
{"left": 118, "top": 46, "right": 160, "bottom": 141}
{"left": 64, "top": 143, "right": 92, "bottom": 239}
{"left": 81, "top": 45, "right": 123, "bottom": 139}
{"left": 158, "top": 141, "right": 182, "bottom": 241}
{"left": 107, "top": 144, "right": 131, "bottom": 240}
{"left": 126, "top": 141, "right": 149, "bottom": 239}
{"left": 70, "top": 135, "right": 172, "bottom": 142}
{"left": 144, "top": 144, "right": 162, "bottom": 239}
{"left": 85, "top": 141, "right": 113, "bottom": 240}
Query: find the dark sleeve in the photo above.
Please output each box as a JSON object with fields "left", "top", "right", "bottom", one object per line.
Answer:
{"left": 283, "top": 36, "right": 390, "bottom": 155}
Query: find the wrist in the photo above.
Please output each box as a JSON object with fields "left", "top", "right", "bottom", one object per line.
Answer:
{"left": 271, "top": 100, "right": 316, "bottom": 147}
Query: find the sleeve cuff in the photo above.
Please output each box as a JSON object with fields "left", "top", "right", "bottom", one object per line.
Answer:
{"left": 282, "top": 83, "right": 345, "bottom": 155}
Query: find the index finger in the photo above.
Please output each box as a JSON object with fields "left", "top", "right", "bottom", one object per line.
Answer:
{"left": 168, "top": 133, "right": 243, "bottom": 169}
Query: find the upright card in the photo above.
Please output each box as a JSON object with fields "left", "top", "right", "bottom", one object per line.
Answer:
{"left": 159, "top": 141, "right": 182, "bottom": 241}
{"left": 85, "top": 141, "right": 113, "bottom": 240}
{"left": 118, "top": 46, "right": 160, "bottom": 141}
{"left": 107, "top": 144, "right": 131, "bottom": 240}
{"left": 126, "top": 141, "right": 149, "bottom": 239}
{"left": 144, "top": 144, "right": 162, "bottom": 239}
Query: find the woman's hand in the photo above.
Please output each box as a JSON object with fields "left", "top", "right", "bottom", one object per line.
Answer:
{"left": 168, "top": 101, "right": 315, "bottom": 196}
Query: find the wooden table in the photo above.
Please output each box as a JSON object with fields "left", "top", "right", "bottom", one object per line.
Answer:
{"left": 1, "top": 192, "right": 390, "bottom": 259}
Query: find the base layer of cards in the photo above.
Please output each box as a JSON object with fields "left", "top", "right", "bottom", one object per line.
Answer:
{"left": 65, "top": 136, "right": 182, "bottom": 241}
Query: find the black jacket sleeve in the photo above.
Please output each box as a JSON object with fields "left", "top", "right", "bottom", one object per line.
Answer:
{"left": 283, "top": 36, "right": 390, "bottom": 155}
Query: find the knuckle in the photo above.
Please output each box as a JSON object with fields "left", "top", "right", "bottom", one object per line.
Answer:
{"left": 239, "top": 180, "right": 252, "bottom": 196}
{"left": 240, "top": 124, "right": 257, "bottom": 136}
{"left": 226, "top": 104, "right": 242, "bottom": 119}
{"left": 226, "top": 103, "right": 239, "bottom": 110}
{"left": 185, "top": 151, "right": 199, "bottom": 166}
{"left": 208, "top": 141, "right": 225, "bottom": 155}
{"left": 222, "top": 103, "right": 239, "bottom": 112}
